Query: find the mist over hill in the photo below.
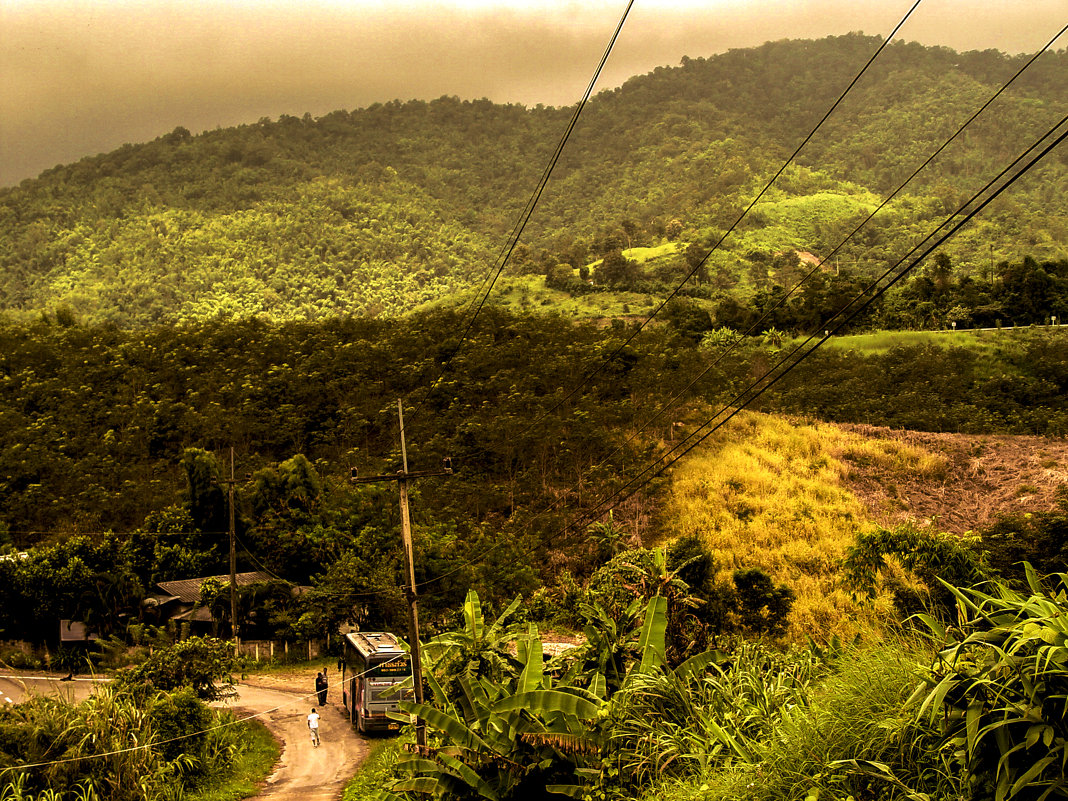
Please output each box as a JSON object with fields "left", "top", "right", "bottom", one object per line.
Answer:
{"left": 1, "top": 34, "right": 1066, "bottom": 326}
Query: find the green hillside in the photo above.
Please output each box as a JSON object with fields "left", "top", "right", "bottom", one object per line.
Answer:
{"left": 2, "top": 35, "right": 1066, "bottom": 326}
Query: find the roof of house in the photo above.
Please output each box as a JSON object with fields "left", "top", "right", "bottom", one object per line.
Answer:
{"left": 155, "top": 571, "right": 277, "bottom": 604}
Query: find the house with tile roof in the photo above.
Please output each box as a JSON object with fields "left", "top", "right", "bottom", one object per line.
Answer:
{"left": 144, "top": 571, "right": 279, "bottom": 633}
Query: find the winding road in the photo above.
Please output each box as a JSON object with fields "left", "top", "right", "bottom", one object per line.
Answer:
{"left": 0, "top": 671, "right": 372, "bottom": 800}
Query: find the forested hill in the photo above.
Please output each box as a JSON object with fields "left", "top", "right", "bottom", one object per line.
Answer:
{"left": 2, "top": 35, "right": 1067, "bottom": 326}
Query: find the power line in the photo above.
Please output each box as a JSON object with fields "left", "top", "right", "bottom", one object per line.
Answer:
{"left": 409, "top": 104, "right": 1068, "bottom": 595}
{"left": 446, "top": 0, "right": 925, "bottom": 459}
{"left": 394, "top": 1, "right": 935, "bottom": 587}
{"left": 570, "top": 19, "right": 1068, "bottom": 485}
{"left": 0, "top": 654, "right": 407, "bottom": 773}
{"left": 10, "top": 14, "right": 1068, "bottom": 615}
{"left": 565, "top": 114, "right": 1068, "bottom": 535}
{"left": 237, "top": 27, "right": 1067, "bottom": 602}
{"left": 407, "top": 0, "right": 637, "bottom": 419}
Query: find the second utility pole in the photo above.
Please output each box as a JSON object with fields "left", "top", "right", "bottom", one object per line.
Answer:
{"left": 351, "top": 399, "right": 451, "bottom": 749}
{"left": 215, "top": 447, "right": 240, "bottom": 646}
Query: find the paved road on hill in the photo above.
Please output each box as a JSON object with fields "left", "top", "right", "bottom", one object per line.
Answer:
{"left": 0, "top": 673, "right": 99, "bottom": 704}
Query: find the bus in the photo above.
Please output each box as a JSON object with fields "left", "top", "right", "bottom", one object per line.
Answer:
{"left": 341, "top": 631, "right": 413, "bottom": 733}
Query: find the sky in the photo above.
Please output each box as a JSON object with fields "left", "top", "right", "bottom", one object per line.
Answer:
{"left": 2, "top": 0, "right": 1065, "bottom": 187}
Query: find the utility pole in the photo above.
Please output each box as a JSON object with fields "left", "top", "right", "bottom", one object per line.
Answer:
{"left": 215, "top": 447, "right": 240, "bottom": 647}
{"left": 351, "top": 399, "right": 452, "bottom": 749}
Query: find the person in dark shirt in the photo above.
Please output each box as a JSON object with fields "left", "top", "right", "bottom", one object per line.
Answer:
{"left": 315, "top": 670, "right": 328, "bottom": 705}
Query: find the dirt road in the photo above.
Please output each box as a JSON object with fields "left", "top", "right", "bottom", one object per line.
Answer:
{"left": 1, "top": 671, "right": 371, "bottom": 800}
{"left": 227, "top": 682, "right": 371, "bottom": 801}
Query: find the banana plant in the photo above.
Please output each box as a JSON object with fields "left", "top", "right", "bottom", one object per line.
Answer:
{"left": 551, "top": 594, "right": 667, "bottom": 696}
{"left": 913, "top": 564, "right": 1068, "bottom": 801}
{"left": 381, "top": 595, "right": 674, "bottom": 800}
{"left": 423, "top": 591, "right": 526, "bottom": 704}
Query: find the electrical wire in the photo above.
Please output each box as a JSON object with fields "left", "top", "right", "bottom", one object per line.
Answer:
{"left": 409, "top": 102, "right": 1068, "bottom": 595}
{"left": 10, "top": 14, "right": 1066, "bottom": 613}
{"left": 406, "top": 0, "right": 637, "bottom": 419}
{"left": 564, "top": 113, "right": 1068, "bottom": 535}
{"left": 223, "top": 29, "right": 1068, "bottom": 606}
{"left": 4, "top": 2, "right": 995, "bottom": 612}
{"left": 566, "top": 20, "right": 1068, "bottom": 485}
{"left": 447, "top": 0, "right": 926, "bottom": 459}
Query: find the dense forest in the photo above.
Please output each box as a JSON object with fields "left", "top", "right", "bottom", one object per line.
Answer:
{"left": 1, "top": 35, "right": 1066, "bottom": 326}
{"left": 1, "top": 307, "right": 1065, "bottom": 566}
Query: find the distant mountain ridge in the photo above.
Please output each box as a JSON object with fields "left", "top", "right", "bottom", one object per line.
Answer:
{"left": 1, "top": 34, "right": 1065, "bottom": 326}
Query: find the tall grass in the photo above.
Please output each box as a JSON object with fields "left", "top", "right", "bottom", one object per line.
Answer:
{"left": 610, "top": 641, "right": 827, "bottom": 787}
{"left": 639, "top": 640, "right": 957, "bottom": 801}
{"left": 662, "top": 413, "right": 946, "bottom": 642}
{"left": 342, "top": 737, "right": 407, "bottom": 801}
{"left": 0, "top": 686, "right": 274, "bottom": 801}
{"left": 184, "top": 719, "right": 277, "bottom": 801}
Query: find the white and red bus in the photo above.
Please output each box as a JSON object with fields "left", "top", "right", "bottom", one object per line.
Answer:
{"left": 341, "top": 631, "right": 413, "bottom": 734}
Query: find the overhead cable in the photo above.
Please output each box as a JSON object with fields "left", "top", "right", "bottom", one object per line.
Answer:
{"left": 411, "top": 103, "right": 1068, "bottom": 594}
{"left": 566, "top": 113, "right": 1068, "bottom": 534}
{"left": 407, "top": 0, "right": 637, "bottom": 418}
{"left": 466, "top": 0, "right": 926, "bottom": 451}
{"left": 587, "top": 20, "right": 1068, "bottom": 473}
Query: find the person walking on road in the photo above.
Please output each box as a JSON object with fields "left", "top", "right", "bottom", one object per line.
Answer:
{"left": 308, "top": 707, "right": 321, "bottom": 747}
{"left": 315, "top": 671, "right": 328, "bottom": 705}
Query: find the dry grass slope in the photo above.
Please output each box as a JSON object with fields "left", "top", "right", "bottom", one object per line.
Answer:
{"left": 660, "top": 413, "right": 953, "bottom": 643}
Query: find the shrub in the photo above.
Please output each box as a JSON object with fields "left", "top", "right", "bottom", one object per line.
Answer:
{"left": 915, "top": 565, "right": 1068, "bottom": 801}
{"left": 843, "top": 524, "right": 992, "bottom": 621}
{"left": 978, "top": 493, "right": 1068, "bottom": 583}
{"left": 732, "top": 568, "right": 794, "bottom": 638}
{"left": 0, "top": 647, "right": 41, "bottom": 671}
{"left": 147, "top": 687, "right": 213, "bottom": 763}
{"left": 112, "top": 636, "right": 236, "bottom": 701}
{"left": 671, "top": 640, "right": 955, "bottom": 801}
{"left": 0, "top": 684, "right": 193, "bottom": 801}
{"left": 611, "top": 640, "right": 827, "bottom": 788}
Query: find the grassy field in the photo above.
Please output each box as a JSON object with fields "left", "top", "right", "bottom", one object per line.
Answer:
{"left": 824, "top": 325, "right": 1065, "bottom": 355}
{"left": 459, "top": 274, "right": 664, "bottom": 319}
{"left": 659, "top": 412, "right": 948, "bottom": 643}
{"left": 623, "top": 242, "right": 684, "bottom": 263}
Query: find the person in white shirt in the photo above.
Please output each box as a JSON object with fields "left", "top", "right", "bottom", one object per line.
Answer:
{"left": 308, "top": 707, "right": 321, "bottom": 746}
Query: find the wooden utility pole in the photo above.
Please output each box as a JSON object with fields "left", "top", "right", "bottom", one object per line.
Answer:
{"left": 351, "top": 399, "right": 451, "bottom": 748}
{"left": 216, "top": 447, "right": 240, "bottom": 646}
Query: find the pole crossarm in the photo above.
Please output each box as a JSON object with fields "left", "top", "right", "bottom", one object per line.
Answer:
{"left": 351, "top": 468, "right": 452, "bottom": 484}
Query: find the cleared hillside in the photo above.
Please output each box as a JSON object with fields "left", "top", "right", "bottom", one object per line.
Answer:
{"left": 660, "top": 412, "right": 1068, "bottom": 642}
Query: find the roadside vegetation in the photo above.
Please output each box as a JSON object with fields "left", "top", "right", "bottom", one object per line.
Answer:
{"left": 345, "top": 535, "right": 1068, "bottom": 801}
{"left": 0, "top": 640, "right": 277, "bottom": 801}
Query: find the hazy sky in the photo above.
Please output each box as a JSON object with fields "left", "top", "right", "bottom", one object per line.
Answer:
{"left": 2, "top": 0, "right": 1065, "bottom": 186}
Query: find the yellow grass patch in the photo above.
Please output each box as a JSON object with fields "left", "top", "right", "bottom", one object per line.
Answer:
{"left": 659, "top": 412, "right": 926, "bottom": 643}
